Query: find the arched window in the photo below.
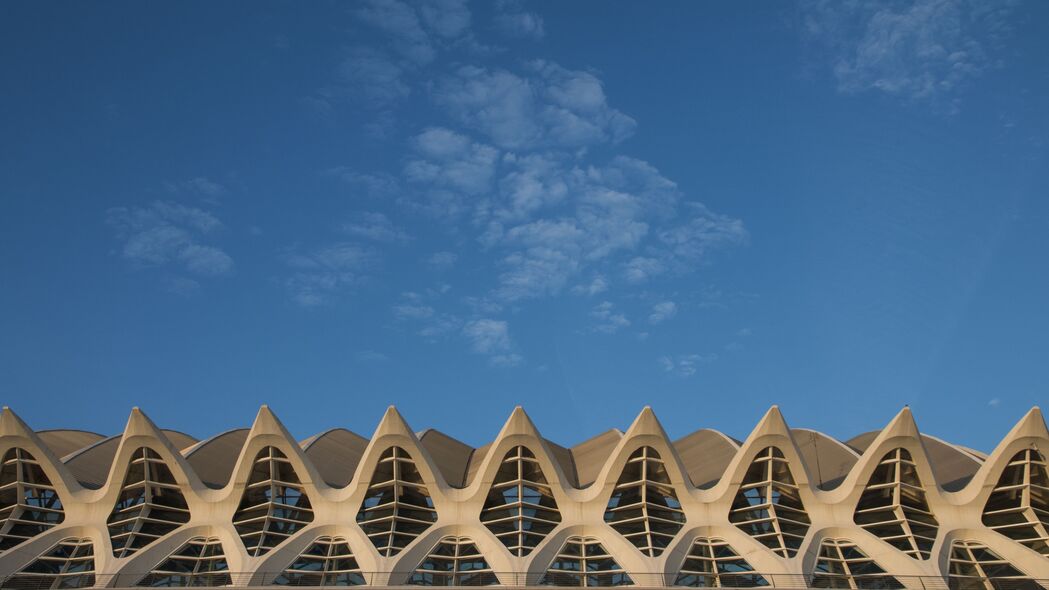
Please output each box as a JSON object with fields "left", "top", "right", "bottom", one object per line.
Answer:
{"left": 853, "top": 448, "right": 938, "bottom": 560}
{"left": 108, "top": 447, "right": 190, "bottom": 557}
{"left": 948, "top": 540, "right": 1032, "bottom": 590}
{"left": 4, "top": 537, "right": 94, "bottom": 589}
{"left": 981, "top": 449, "right": 1049, "bottom": 556}
{"left": 674, "top": 537, "right": 767, "bottom": 587}
{"left": 729, "top": 447, "right": 810, "bottom": 557}
{"left": 273, "top": 536, "right": 364, "bottom": 586}
{"left": 0, "top": 448, "right": 64, "bottom": 551}
{"left": 542, "top": 536, "right": 633, "bottom": 587}
{"left": 232, "top": 446, "right": 314, "bottom": 556}
{"left": 136, "top": 536, "right": 230, "bottom": 587}
{"left": 356, "top": 447, "right": 437, "bottom": 556}
{"left": 408, "top": 536, "right": 498, "bottom": 586}
{"left": 811, "top": 538, "right": 901, "bottom": 589}
{"left": 604, "top": 447, "right": 685, "bottom": 557}
{"left": 480, "top": 446, "right": 561, "bottom": 556}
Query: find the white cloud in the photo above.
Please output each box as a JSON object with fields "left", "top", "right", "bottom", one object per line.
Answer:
{"left": 343, "top": 211, "right": 411, "bottom": 243}
{"left": 354, "top": 0, "right": 436, "bottom": 64}
{"left": 107, "top": 201, "right": 233, "bottom": 277}
{"left": 356, "top": 350, "right": 390, "bottom": 362}
{"left": 590, "top": 301, "right": 630, "bottom": 334}
{"left": 622, "top": 256, "right": 664, "bottom": 284}
{"left": 406, "top": 127, "right": 498, "bottom": 189}
{"left": 659, "top": 353, "right": 717, "bottom": 377}
{"left": 462, "top": 318, "right": 522, "bottom": 366}
{"left": 988, "top": 397, "right": 1001, "bottom": 407}
{"left": 648, "top": 301, "right": 678, "bottom": 324}
{"left": 435, "top": 62, "right": 636, "bottom": 150}
{"left": 392, "top": 303, "right": 435, "bottom": 320}
{"left": 657, "top": 203, "right": 748, "bottom": 263}
{"left": 571, "top": 275, "right": 609, "bottom": 296}
{"left": 282, "top": 243, "right": 376, "bottom": 306}
{"left": 803, "top": 0, "right": 1014, "bottom": 110}
{"left": 336, "top": 48, "right": 411, "bottom": 105}
{"left": 418, "top": 0, "right": 472, "bottom": 39}
{"left": 426, "top": 251, "right": 458, "bottom": 271}
{"left": 494, "top": 0, "right": 545, "bottom": 40}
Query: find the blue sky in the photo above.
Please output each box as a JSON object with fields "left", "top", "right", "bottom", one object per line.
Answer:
{"left": 2, "top": 1, "right": 1047, "bottom": 451}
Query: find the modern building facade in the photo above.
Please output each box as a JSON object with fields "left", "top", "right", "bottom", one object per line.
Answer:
{"left": 0, "top": 404, "right": 1047, "bottom": 588}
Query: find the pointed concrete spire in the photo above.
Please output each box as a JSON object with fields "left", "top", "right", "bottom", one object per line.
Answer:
{"left": 623, "top": 406, "right": 670, "bottom": 439}
{"left": 124, "top": 407, "right": 163, "bottom": 437}
{"left": 372, "top": 405, "right": 418, "bottom": 440}
{"left": 0, "top": 406, "right": 76, "bottom": 487}
{"left": 496, "top": 405, "right": 544, "bottom": 438}
{"left": 248, "top": 404, "right": 295, "bottom": 439}
{"left": 744, "top": 405, "right": 792, "bottom": 441}
{"left": 883, "top": 406, "right": 921, "bottom": 438}
{"left": 984, "top": 407, "right": 1049, "bottom": 463}
{"left": 121, "top": 407, "right": 184, "bottom": 455}
{"left": 1003, "top": 406, "right": 1048, "bottom": 441}
{"left": 0, "top": 406, "right": 36, "bottom": 438}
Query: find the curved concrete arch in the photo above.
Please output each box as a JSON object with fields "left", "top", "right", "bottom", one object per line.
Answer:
{"left": 4, "top": 404, "right": 1049, "bottom": 585}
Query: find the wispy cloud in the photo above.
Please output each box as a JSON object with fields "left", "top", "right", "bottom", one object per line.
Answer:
{"left": 590, "top": 301, "right": 630, "bottom": 334}
{"left": 658, "top": 353, "right": 717, "bottom": 377}
{"left": 648, "top": 301, "right": 678, "bottom": 324}
{"left": 463, "top": 318, "right": 523, "bottom": 366}
{"left": 571, "top": 275, "right": 609, "bottom": 296}
{"left": 402, "top": 127, "right": 499, "bottom": 220}
{"left": 107, "top": 201, "right": 233, "bottom": 278}
{"left": 342, "top": 211, "right": 411, "bottom": 243}
{"left": 803, "top": 0, "right": 1014, "bottom": 111}
{"left": 435, "top": 61, "right": 636, "bottom": 150}
{"left": 282, "top": 243, "right": 376, "bottom": 307}
{"left": 425, "top": 251, "right": 459, "bottom": 271}
{"left": 493, "top": 0, "right": 545, "bottom": 40}
{"left": 356, "top": 350, "right": 391, "bottom": 363}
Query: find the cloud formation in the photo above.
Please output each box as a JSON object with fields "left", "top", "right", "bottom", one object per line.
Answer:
{"left": 590, "top": 301, "right": 630, "bottom": 334}
{"left": 343, "top": 212, "right": 411, "bottom": 243}
{"left": 463, "top": 318, "right": 523, "bottom": 366}
{"left": 107, "top": 201, "right": 233, "bottom": 277}
{"left": 658, "top": 353, "right": 716, "bottom": 377}
{"left": 648, "top": 301, "right": 678, "bottom": 324}
{"left": 435, "top": 62, "right": 636, "bottom": 150}
{"left": 804, "top": 0, "right": 1014, "bottom": 110}
{"left": 282, "top": 243, "right": 376, "bottom": 307}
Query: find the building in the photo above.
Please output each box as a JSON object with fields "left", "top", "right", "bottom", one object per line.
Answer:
{"left": 0, "top": 404, "right": 1047, "bottom": 588}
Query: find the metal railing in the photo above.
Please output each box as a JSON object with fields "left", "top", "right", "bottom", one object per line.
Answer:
{"left": 0, "top": 573, "right": 1047, "bottom": 590}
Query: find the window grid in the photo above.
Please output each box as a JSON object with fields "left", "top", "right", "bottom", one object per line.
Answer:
{"left": 408, "top": 536, "right": 499, "bottom": 586}
{"left": 480, "top": 446, "right": 562, "bottom": 557}
{"left": 812, "top": 538, "right": 902, "bottom": 590}
{"left": 948, "top": 540, "right": 1031, "bottom": 590}
{"left": 356, "top": 447, "right": 438, "bottom": 557}
{"left": 136, "top": 536, "right": 231, "bottom": 587}
{"left": 853, "top": 448, "right": 939, "bottom": 560}
{"left": 108, "top": 447, "right": 191, "bottom": 558}
{"left": 542, "top": 536, "right": 634, "bottom": 587}
{"left": 604, "top": 447, "right": 686, "bottom": 557}
{"left": 981, "top": 449, "right": 1049, "bottom": 556}
{"left": 0, "top": 448, "right": 64, "bottom": 551}
{"left": 674, "top": 537, "right": 768, "bottom": 588}
{"left": 729, "top": 447, "right": 811, "bottom": 558}
{"left": 273, "top": 535, "right": 365, "bottom": 586}
{"left": 5, "top": 537, "right": 94, "bottom": 589}
{"left": 232, "top": 446, "right": 314, "bottom": 557}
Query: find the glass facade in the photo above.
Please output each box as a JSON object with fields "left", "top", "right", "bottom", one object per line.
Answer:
{"left": 480, "top": 446, "right": 561, "bottom": 557}
{"left": 729, "top": 447, "right": 810, "bottom": 557}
